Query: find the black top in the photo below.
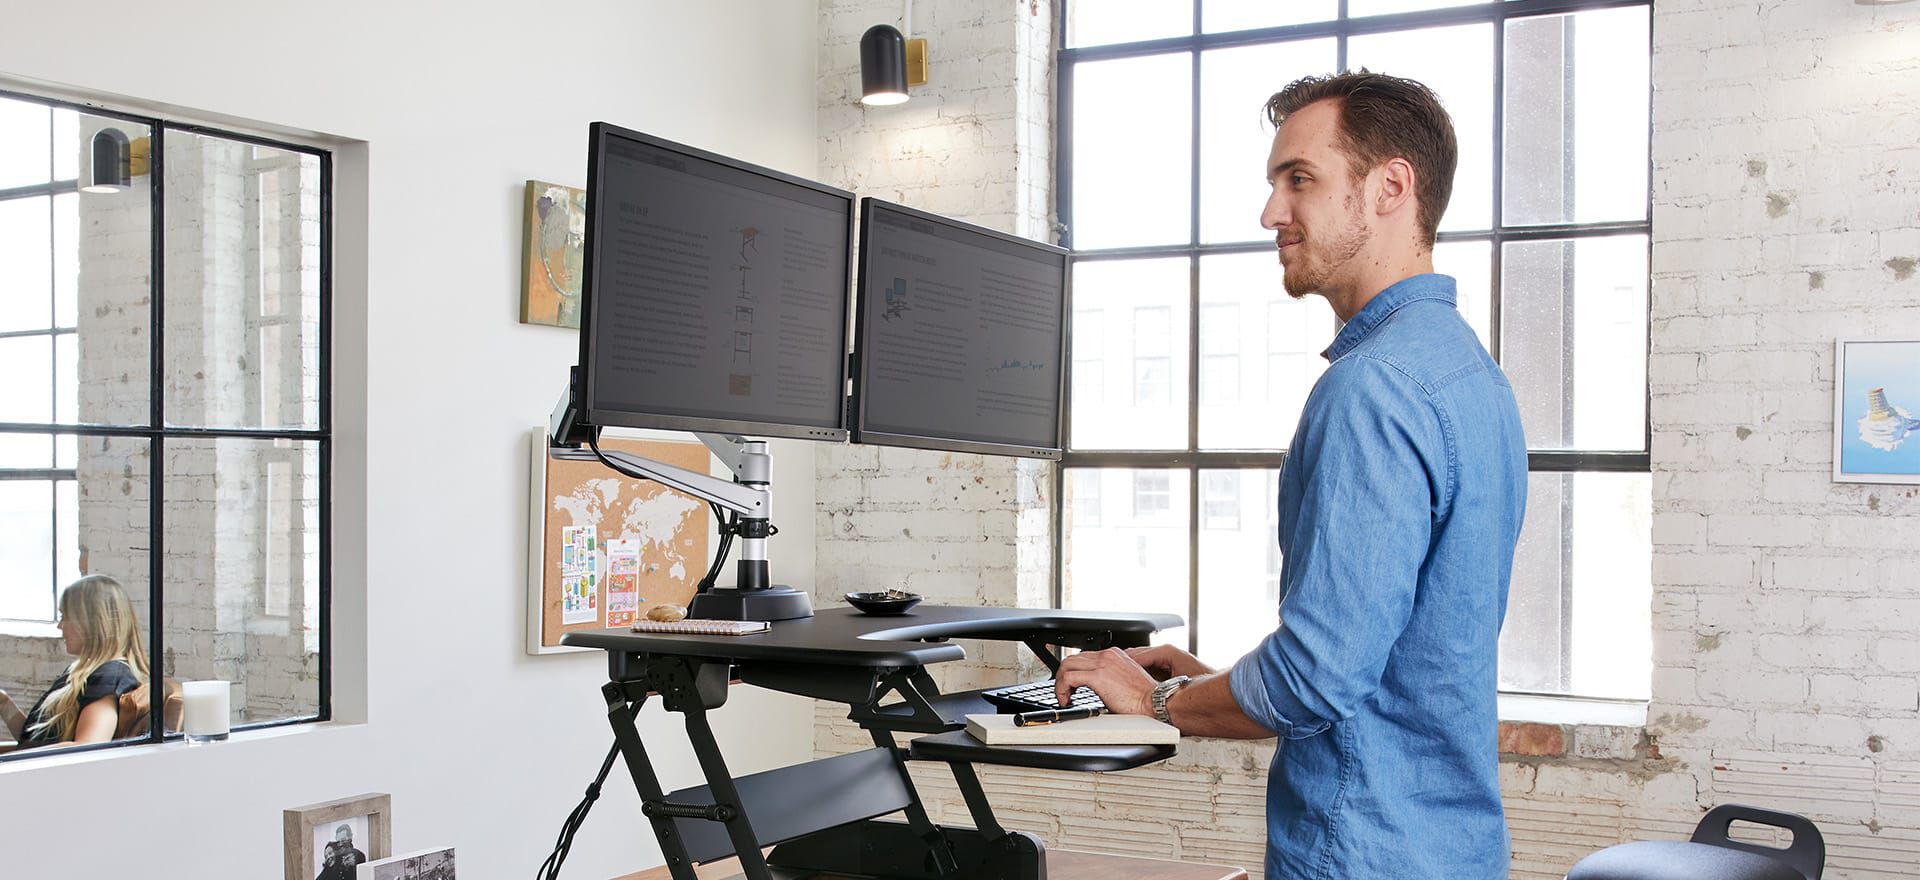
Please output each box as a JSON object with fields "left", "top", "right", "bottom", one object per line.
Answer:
{"left": 560, "top": 605, "right": 1183, "bottom": 668}
{"left": 19, "top": 659, "right": 141, "bottom": 748}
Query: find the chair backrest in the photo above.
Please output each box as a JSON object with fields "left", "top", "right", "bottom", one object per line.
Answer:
{"left": 1690, "top": 803, "right": 1825, "bottom": 880}
{"left": 113, "top": 679, "right": 184, "bottom": 740}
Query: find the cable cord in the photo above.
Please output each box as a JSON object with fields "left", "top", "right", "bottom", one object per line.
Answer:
{"left": 535, "top": 707, "right": 633, "bottom": 879}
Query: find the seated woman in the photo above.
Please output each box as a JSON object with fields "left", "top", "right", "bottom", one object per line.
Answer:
{"left": 0, "top": 575, "right": 149, "bottom": 750}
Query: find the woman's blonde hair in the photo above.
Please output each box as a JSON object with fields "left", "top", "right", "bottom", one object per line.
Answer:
{"left": 28, "top": 575, "right": 149, "bottom": 742}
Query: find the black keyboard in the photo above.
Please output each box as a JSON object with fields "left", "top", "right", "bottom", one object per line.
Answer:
{"left": 980, "top": 679, "right": 1106, "bottom": 714}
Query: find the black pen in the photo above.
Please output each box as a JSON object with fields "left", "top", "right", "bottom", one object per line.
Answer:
{"left": 1013, "top": 705, "right": 1104, "bottom": 727}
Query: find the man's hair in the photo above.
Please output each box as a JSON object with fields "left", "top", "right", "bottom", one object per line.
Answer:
{"left": 1266, "top": 71, "right": 1457, "bottom": 248}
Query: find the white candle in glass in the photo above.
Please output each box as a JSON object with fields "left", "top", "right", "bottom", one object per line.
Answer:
{"left": 181, "top": 680, "right": 231, "bottom": 743}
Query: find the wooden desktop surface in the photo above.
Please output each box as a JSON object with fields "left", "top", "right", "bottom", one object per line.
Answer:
{"left": 614, "top": 849, "right": 1247, "bottom": 880}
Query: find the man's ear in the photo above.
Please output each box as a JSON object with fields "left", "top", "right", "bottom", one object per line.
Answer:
{"left": 1375, "top": 157, "right": 1417, "bottom": 218}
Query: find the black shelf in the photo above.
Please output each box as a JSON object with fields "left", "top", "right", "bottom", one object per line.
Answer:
{"left": 908, "top": 730, "right": 1175, "bottom": 773}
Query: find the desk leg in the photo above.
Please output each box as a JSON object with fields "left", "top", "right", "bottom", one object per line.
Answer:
{"left": 603, "top": 683, "right": 700, "bottom": 880}
{"left": 946, "top": 762, "right": 1008, "bottom": 843}
{"left": 870, "top": 728, "right": 959, "bottom": 876}
{"left": 681, "top": 707, "right": 776, "bottom": 880}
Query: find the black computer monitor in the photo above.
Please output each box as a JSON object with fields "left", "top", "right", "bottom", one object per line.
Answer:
{"left": 577, "top": 123, "right": 855, "bottom": 442}
{"left": 850, "top": 199, "right": 1069, "bottom": 459}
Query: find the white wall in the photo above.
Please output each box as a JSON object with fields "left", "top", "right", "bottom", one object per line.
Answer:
{"left": 0, "top": 3, "right": 821, "bottom": 878}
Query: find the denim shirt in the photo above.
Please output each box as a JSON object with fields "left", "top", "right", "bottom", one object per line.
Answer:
{"left": 1228, "top": 274, "right": 1527, "bottom": 880}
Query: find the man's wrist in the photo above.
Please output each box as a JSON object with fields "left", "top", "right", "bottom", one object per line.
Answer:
{"left": 1150, "top": 674, "right": 1191, "bottom": 724}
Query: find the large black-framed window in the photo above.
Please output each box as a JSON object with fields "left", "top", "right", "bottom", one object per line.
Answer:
{"left": 1054, "top": 0, "right": 1653, "bottom": 701}
{"left": 0, "top": 88, "right": 332, "bottom": 760}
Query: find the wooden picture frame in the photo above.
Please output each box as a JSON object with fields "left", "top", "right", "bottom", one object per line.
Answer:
{"left": 284, "top": 792, "right": 392, "bottom": 880}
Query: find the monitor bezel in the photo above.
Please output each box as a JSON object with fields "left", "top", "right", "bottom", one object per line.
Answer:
{"left": 850, "top": 197, "right": 1070, "bottom": 461}
{"left": 578, "top": 122, "right": 855, "bottom": 444}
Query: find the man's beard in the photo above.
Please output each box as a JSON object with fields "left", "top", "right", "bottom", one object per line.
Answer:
{"left": 1280, "top": 194, "right": 1369, "bottom": 299}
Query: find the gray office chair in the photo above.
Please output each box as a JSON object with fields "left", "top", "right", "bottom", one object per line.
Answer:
{"left": 1565, "top": 804, "right": 1824, "bottom": 880}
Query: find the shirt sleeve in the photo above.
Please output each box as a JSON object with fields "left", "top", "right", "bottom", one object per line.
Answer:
{"left": 79, "top": 660, "right": 142, "bottom": 704}
{"left": 1229, "top": 354, "right": 1448, "bottom": 739}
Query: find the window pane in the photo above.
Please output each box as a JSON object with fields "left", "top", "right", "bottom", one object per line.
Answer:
{"left": 0, "top": 435, "right": 148, "bottom": 627}
{"left": 54, "top": 332, "right": 77, "bottom": 426}
{"left": 1203, "top": 0, "right": 1336, "bottom": 32}
{"left": 1066, "top": 467, "right": 1103, "bottom": 528}
{"left": 1070, "top": 54, "right": 1192, "bottom": 249}
{"left": 1503, "top": 6, "right": 1650, "bottom": 226}
{"left": 1066, "top": 0, "right": 1192, "bottom": 48}
{"left": 0, "top": 433, "right": 53, "bottom": 470}
{"left": 1199, "top": 39, "right": 1339, "bottom": 244}
{"left": 164, "top": 134, "right": 324, "bottom": 430}
{"left": 0, "top": 481, "right": 56, "bottom": 621}
{"left": 51, "top": 108, "right": 79, "bottom": 182}
{"left": 0, "top": 335, "right": 55, "bottom": 424}
{"left": 1062, "top": 467, "right": 1190, "bottom": 645}
{"left": 1501, "top": 235, "right": 1648, "bottom": 451}
{"left": 1197, "top": 468, "right": 1280, "bottom": 667}
{"left": 0, "top": 195, "right": 53, "bottom": 333}
{"left": 1069, "top": 258, "right": 1189, "bottom": 450}
{"left": 163, "top": 437, "right": 322, "bottom": 727}
{"left": 76, "top": 115, "right": 155, "bottom": 427}
{"left": 1349, "top": 0, "right": 1492, "bottom": 16}
{"left": 1499, "top": 471, "right": 1650, "bottom": 700}
{"left": 1434, "top": 240, "right": 1492, "bottom": 350}
{"left": 1348, "top": 24, "right": 1495, "bottom": 232}
{"left": 0, "top": 96, "right": 51, "bottom": 189}
{"left": 1198, "top": 252, "right": 1334, "bottom": 450}
{"left": 53, "top": 192, "right": 78, "bottom": 327}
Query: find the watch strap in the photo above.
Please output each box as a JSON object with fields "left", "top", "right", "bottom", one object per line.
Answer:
{"left": 1151, "top": 675, "right": 1191, "bottom": 725}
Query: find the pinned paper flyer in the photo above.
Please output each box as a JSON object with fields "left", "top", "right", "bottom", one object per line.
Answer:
{"left": 605, "top": 538, "right": 642, "bottom": 628}
{"left": 561, "top": 525, "right": 599, "bottom": 624}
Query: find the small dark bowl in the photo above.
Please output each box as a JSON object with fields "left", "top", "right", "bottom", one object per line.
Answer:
{"left": 845, "top": 590, "right": 922, "bottom": 615}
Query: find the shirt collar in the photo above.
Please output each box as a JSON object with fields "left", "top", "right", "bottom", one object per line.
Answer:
{"left": 1322, "top": 273, "right": 1458, "bottom": 361}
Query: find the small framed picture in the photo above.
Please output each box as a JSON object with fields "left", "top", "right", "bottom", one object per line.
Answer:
{"left": 359, "top": 846, "right": 456, "bottom": 880}
{"left": 284, "top": 793, "right": 392, "bottom": 880}
{"left": 1833, "top": 339, "right": 1920, "bottom": 484}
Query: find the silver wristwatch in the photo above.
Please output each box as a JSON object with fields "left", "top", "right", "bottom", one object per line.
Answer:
{"left": 1150, "top": 675, "right": 1191, "bottom": 725}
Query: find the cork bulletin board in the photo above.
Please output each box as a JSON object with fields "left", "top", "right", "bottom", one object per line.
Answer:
{"left": 526, "top": 429, "right": 712, "bottom": 654}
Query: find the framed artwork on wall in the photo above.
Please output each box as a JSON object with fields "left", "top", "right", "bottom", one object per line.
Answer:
{"left": 284, "top": 792, "right": 392, "bottom": 880}
{"left": 520, "top": 180, "right": 586, "bottom": 329}
{"left": 1833, "top": 338, "right": 1920, "bottom": 484}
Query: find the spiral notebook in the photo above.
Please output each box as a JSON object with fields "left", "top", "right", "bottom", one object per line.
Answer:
{"left": 629, "top": 618, "right": 771, "bottom": 636}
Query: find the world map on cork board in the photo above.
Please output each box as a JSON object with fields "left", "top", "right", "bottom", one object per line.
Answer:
{"left": 527, "top": 430, "right": 711, "bottom": 653}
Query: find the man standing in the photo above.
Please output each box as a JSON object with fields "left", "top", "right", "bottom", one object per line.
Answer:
{"left": 1056, "top": 72, "right": 1527, "bottom": 879}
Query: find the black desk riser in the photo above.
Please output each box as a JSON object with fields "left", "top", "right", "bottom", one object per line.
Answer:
{"left": 562, "top": 604, "right": 1184, "bottom": 880}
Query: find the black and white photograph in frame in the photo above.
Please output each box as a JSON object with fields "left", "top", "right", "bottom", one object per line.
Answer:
{"left": 357, "top": 846, "right": 456, "bottom": 880}
{"left": 283, "top": 792, "right": 392, "bottom": 880}
{"left": 314, "top": 815, "right": 371, "bottom": 880}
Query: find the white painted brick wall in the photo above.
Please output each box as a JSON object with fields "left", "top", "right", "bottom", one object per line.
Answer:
{"left": 807, "top": 1, "right": 1920, "bottom": 877}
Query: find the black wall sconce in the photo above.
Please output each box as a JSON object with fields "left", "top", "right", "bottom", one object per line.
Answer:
{"left": 84, "top": 128, "right": 150, "bottom": 194}
{"left": 860, "top": 22, "right": 928, "bottom": 106}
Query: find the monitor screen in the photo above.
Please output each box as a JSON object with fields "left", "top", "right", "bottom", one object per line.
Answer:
{"left": 579, "top": 123, "right": 854, "bottom": 442}
{"left": 851, "top": 199, "right": 1069, "bottom": 459}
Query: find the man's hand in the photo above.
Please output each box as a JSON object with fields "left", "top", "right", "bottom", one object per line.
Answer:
{"left": 1053, "top": 647, "right": 1158, "bottom": 717}
{"left": 1124, "top": 644, "right": 1216, "bottom": 681}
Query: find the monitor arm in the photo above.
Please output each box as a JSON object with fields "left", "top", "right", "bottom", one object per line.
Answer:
{"left": 547, "top": 378, "right": 813, "bottom": 621}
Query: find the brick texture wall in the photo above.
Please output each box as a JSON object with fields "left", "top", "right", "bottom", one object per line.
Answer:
{"left": 812, "top": 2, "right": 1920, "bottom": 877}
